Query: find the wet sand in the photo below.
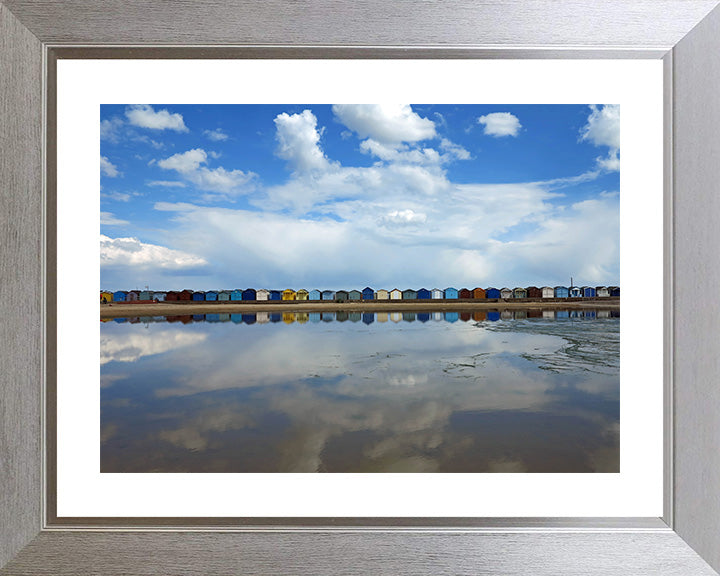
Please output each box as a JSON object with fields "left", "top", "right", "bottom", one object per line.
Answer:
{"left": 100, "top": 299, "right": 619, "bottom": 318}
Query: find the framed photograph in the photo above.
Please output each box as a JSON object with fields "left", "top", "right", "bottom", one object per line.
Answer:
{"left": 2, "top": 1, "right": 720, "bottom": 574}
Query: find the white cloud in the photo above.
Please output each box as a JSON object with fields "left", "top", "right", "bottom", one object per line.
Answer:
{"left": 100, "top": 117, "right": 124, "bottom": 142}
{"left": 477, "top": 112, "right": 522, "bottom": 137}
{"left": 100, "top": 234, "right": 208, "bottom": 270}
{"left": 157, "top": 149, "right": 255, "bottom": 196}
{"left": 379, "top": 209, "right": 427, "bottom": 227}
{"left": 204, "top": 128, "right": 229, "bottom": 141}
{"left": 101, "top": 156, "right": 121, "bottom": 177}
{"left": 581, "top": 104, "right": 619, "bottom": 149}
{"left": 274, "top": 109, "right": 332, "bottom": 173}
{"left": 101, "top": 190, "right": 132, "bottom": 202}
{"left": 158, "top": 149, "right": 207, "bottom": 173}
{"left": 125, "top": 104, "right": 189, "bottom": 132}
{"left": 101, "top": 212, "right": 129, "bottom": 226}
{"left": 147, "top": 180, "right": 187, "bottom": 188}
{"left": 580, "top": 105, "right": 620, "bottom": 172}
{"left": 359, "top": 137, "right": 470, "bottom": 166}
{"left": 439, "top": 138, "right": 471, "bottom": 161}
{"left": 332, "top": 104, "right": 436, "bottom": 144}
{"left": 596, "top": 149, "right": 620, "bottom": 172}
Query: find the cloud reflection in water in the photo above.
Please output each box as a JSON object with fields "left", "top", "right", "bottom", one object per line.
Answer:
{"left": 101, "top": 312, "right": 619, "bottom": 473}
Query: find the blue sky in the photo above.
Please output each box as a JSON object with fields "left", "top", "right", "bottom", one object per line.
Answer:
{"left": 100, "top": 104, "right": 619, "bottom": 291}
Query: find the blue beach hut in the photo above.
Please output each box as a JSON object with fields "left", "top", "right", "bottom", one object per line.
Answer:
{"left": 231, "top": 289, "right": 243, "bottom": 301}
{"left": 269, "top": 290, "right": 282, "bottom": 301}
{"left": 554, "top": 286, "right": 569, "bottom": 298}
{"left": 610, "top": 286, "right": 620, "bottom": 297}
{"left": 205, "top": 291, "right": 218, "bottom": 301}
{"left": 485, "top": 288, "right": 500, "bottom": 299}
{"left": 402, "top": 289, "right": 417, "bottom": 300}
{"left": 444, "top": 287, "right": 458, "bottom": 299}
{"left": 321, "top": 290, "right": 335, "bottom": 301}
{"left": 113, "top": 291, "right": 127, "bottom": 302}
{"left": 218, "top": 290, "right": 231, "bottom": 301}
{"left": 309, "top": 289, "right": 322, "bottom": 301}
{"left": 582, "top": 286, "right": 596, "bottom": 298}
{"left": 569, "top": 286, "right": 582, "bottom": 298}
{"left": 192, "top": 291, "right": 206, "bottom": 301}
{"left": 242, "top": 288, "right": 257, "bottom": 301}
{"left": 362, "top": 287, "right": 375, "bottom": 300}
{"left": 417, "top": 288, "right": 431, "bottom": 300}
{"left": 349, "top": 290, "right": 362, "bottom": 301}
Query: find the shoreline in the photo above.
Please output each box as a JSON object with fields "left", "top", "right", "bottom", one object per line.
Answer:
{"left": 100, "top": 298, "right": 620, "bottom": 318}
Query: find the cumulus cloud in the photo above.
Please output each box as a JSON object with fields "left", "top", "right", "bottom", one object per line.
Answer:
{"left": 157, "top": 148, "right": 255, "bottom": 197}
{"left": 477, "top": 112, "right": 522, "bottom": 137}
{"left": 158, "top": 148, "right": 207, "bottom": 173}
{"left": 125, "top": 104, "right": 189, "bottom": 132}
{"left": 100, "top": 234, "right": 208, "bottom": 270}
{"left": 580, "top": 104, "right": 620, "bottom": 172}
{"left": 274, "top": 109, "right": 332, "bottom": 173}
{"left": 101, "top": 156, "right": 120, "bottom": 177}
{"left": 332, "top": 104, "right": 436, "bottom": 144}
{"left": 581, "top": 104, "right": 619, "bottom": 149}
{"left": 203, "top": 128, "right": 229, "bottom": 141}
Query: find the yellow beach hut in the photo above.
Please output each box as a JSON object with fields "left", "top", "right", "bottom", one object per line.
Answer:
{"left": 282, "top": 289, "right": 296, "bottom": 301}
{"left": 100, "top": 291, "right": 113, "bottom": 303}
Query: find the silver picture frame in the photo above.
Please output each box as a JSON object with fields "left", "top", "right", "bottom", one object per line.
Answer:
{"left": 2, "top": 1, "right": 720, "bottom": 574}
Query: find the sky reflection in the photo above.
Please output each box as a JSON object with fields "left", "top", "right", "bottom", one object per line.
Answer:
{"left": 101, "top": 311, "right": 619, "bottom": 473}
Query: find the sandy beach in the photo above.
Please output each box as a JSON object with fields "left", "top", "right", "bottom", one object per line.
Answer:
{"left": 100, "top": 299, "right": 619, "bottom": 318}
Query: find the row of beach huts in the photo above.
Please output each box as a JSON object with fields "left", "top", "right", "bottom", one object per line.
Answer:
{"left": 104, "top": 308, "right": 620, "bottom": 325}
{"left": 101, "top": 286, "right": 620, "bottom": 303}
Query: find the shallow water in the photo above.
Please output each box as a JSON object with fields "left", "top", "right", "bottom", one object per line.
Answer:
{"left": 101, "top": 309, "right": 619, "bottom": 473}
